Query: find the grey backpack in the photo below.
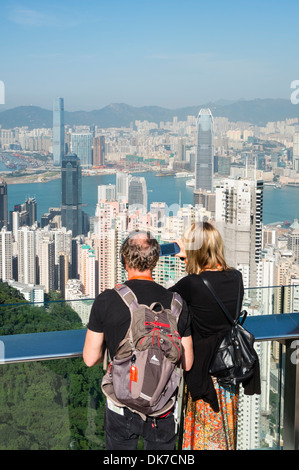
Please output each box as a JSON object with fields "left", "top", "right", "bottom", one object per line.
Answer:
{"left": 101, "top": 283, "right": 184, "bottom": 419}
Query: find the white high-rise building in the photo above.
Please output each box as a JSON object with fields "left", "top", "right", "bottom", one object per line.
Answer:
{"left": 116, "top": 172, "right": 129, "bottom": 201}
{"left": 52, "top": 228, "right": 72, "bottom": 267}
{"left": 8, "top": 280, "right": 44, "bottom": 304}
{"left": 115, "top": 211, "right": 129, "bottom": 284}
{"left": 261, "top": 250, "right": 276, "bottom": 314}
{"left": 12, "top": 211, "right": 20, "bottom": 244}
{"left": 287, "top": 219, "right": 299, "bottom": 265}
{"left": 17, "top": 227, "right": 36, "bottom": 285}
{"left": 39, "top": 235, "right": 55, "bottom": 293}
{"left": 237, "top": 389, "right": 262, "bottom": 450}
{"left": 0, "top": 228, "right": 12, "bottom": 281}
{"left": 94, "top": 201, "right": 119, "bottom": 292}
{"left": 215, "top": 178, "right": 264, "bottom": 449}
{"left": 290, "top": 277, "right": 299, "bottom": 313}
{"left": 215, "top": 178, "right": 264, "bottom": 289}
{"left": 293, "top": 133, "right": 299, "bottom": 171}
{"left": 78, "top": 244, "right": 96, "bottom": 298}
{"left": 98, "top": 184, "right": 116, "bottom": 202}
{"left": 65, "top": 279, "right": 93, "bottom": 326}
{"left": 150, "top": 202, "right": 167, "bottom": 234}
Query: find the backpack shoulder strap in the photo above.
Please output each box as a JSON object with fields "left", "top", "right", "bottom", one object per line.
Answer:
{"left": 114, "top": 284, "right": 140, "bottom": 350}
{"left": 114, "top": 283, "right": 140, "bottom": 312}
{"left": 170, "top": 292, "right": 183, "bottom": 322}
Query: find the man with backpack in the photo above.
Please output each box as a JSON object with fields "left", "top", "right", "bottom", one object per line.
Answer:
{"left": 83, "top": 231, "right": 193, "bottom": 450}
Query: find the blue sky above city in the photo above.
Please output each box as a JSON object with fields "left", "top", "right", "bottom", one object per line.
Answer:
{"left": 1, "top": 0, "right": 299, "bottom": 111}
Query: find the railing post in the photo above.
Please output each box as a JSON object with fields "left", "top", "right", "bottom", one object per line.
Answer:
{"left": 283, "top": 339, "right": 299, "bottom": 450}
{"left": 277, "top": 342, "right": 283, "bottom": 449}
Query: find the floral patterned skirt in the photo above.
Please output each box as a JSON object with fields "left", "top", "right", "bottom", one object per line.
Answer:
{"left": 182, "top": 379, "right": 239, "bottom": 450}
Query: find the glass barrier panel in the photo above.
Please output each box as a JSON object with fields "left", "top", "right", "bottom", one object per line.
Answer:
{"left": 0, "top": 299, "right": 93, "bottom": 336}
{"left": 0, "top": 340, "right": 286, "bottom": 450}
{"left": 242, "top": 286, "right": 284, "bottom": 316}
{"left": 282, "top": 284, "right": 299, "bottom": 314}
{"left": 0, "top": 284, "right": 298, "bottom": 337}
{"left": 0, "top": 358, "right": 105, "bottom": 450}
{"left": 236, "top": 341, "right": 284, "bottom": 450}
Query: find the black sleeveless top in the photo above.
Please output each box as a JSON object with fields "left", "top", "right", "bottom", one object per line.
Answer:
{"left": 169, "top": 269, "right": 260, "bottom": 411}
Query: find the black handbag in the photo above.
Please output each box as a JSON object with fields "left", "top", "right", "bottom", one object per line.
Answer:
{"left": 201, "top": 271, "right": 256, "bottom": 386}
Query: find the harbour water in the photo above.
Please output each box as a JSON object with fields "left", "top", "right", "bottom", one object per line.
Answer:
{"left": 6, "top": 172, "right": 299, "bottom": 226}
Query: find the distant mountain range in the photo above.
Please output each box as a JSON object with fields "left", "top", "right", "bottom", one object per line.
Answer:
{"left": 0, "top": 99, "right": 299, "bottom": 130}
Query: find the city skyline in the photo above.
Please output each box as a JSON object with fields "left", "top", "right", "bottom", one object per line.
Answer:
{"left": 1, "top": 1, "right": 299, "bottom": 110}
{"left": 0, "top": 114, "right": 298, "bottom": 449}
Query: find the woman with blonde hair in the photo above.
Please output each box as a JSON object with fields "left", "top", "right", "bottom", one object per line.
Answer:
{"left": 169, "top": 222, "right": 260, "bottom": 450}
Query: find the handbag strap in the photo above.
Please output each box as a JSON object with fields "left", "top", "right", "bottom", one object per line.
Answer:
{"left": 200, "top": 270, "right": 242, "bottom": 326}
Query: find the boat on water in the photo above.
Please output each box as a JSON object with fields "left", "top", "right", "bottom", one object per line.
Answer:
{"left": 175, "top": 172, "right": 194, "bottom": 178}
{"left": 155, "top": 171, "right": 175, "bottom": 177}
{"left": 186, "top": 179, "right": 195, "bottom": 187}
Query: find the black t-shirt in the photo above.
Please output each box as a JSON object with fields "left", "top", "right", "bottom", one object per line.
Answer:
{"left": 88, "top": 279, "right": 191, "bottom": 359}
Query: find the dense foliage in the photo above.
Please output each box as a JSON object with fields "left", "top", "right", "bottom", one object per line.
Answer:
{"left": 0, "top": 282, "right": 105, "bottom": 450}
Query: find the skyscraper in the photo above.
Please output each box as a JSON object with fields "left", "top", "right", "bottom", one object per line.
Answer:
{"left": 94, "top": 201, "right": 119, "bottom": 292}
{"left": 293, "top": 133, "right": 299, "bottom": 171}
{"left": 71, "top": 133, "right": 92, "bottom": 168}
{"left": 53, "top": 97, "right": 65, "bottom": 166}
{"left": 215, "top": 178, "right": 264, "bottom": 288}
{"left": 128, "top": 176, "right": 147, "bottom": 213}
{"left": 177, "top": 138, "right": 186, "bottom": 161}
{"left": 17, "top": 227, "right": 36, "bottom": 285}
{"left": 116, "top": 172, "right": 129, "bottom": 201}
{"left": 52, "top": 228, "right": 72, "bottom": 290}
{"left": 39, "top": 235, "right": 55, "bottom": 293}
{"left": 214, "top": 178, "right": 264, "bottom": 450}
{"left": 61, "top": 154, "right": 82, "bottom": 237}
{"left": 195, "top": 108, "right": 214, "bottom": 191}
{"left": 93, "top": 136, "right": 105, "bottom": 167}
{"left": 98, "top": 184, "right": 116, "bottom": 202}
{"left": 78, "top": 244, "right": 96, "bottom": 297}
{"left": 25, "top": 197, "right": 37, "bottom": 227}
{"left": 287, "top": 219, "right": 299, "bottom": 265}
{"left": 0, "top": 228, "right": 12, "bottom": 281}
{"left": 58, "top": 253, "right": 69, "bottom": 298}
{"left": 0, "top": 180, "right": 8, "bottom": 229}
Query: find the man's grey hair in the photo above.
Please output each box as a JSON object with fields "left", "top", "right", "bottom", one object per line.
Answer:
{"left": 121, "top": 231, "right": 160, "bottom": 272}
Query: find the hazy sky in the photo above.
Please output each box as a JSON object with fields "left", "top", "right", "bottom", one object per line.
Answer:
{"left": 1, "top": 0, "right": 299, "bottom": 111}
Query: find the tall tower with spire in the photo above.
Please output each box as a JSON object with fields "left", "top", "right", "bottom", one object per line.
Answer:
{"left": 53, "top": 97, "right": 65, "bottom": 167}
{"left": 195, "top": 108, "right": 214, "bottom": 192}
